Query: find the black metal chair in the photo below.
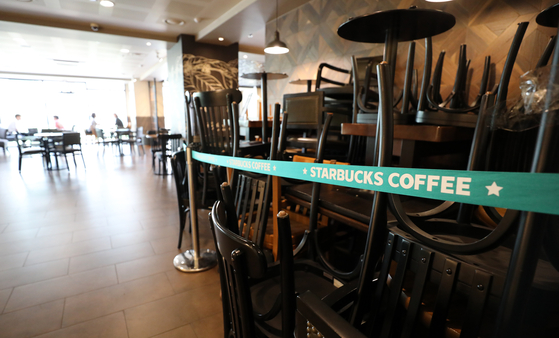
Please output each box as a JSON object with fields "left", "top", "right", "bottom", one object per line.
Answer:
{"left": 210, "top": 200, "right": 296, "bottom": 338}
{"left": 194, "top": 89, "right": 268, "bottom": 203}
{"left": 15, "top": 133, "right": 47, "bottom": 172}
{"left": 296, "top": 56, "right": 559, "bottom": 338}
{"left": 154, "top": 133, "right": 183, "bottom": 175}
{"left": 53, "top": 132, "right": 85, "bottom": 170}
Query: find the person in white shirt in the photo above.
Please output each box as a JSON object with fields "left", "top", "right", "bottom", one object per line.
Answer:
{"left": 8, "top": 114, "right": 26, "bottom": 134}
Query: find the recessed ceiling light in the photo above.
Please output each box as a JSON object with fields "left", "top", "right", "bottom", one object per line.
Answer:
{"left": 243, "top": 55, "right": 248, "bottom": 59}
{"left": 165, "top": 18, "right": 184, "bottom": 25}
{"left": 218, "top": 37, "right": 224, "bottom": 41}
{"left": 100, "top": 0, "right": 114, "bottom": 7}
{"left": 120, "top": 48, "right": 129, "bottom": 53}
{"left": 193, "top": 17, "right": 200, "bottom": 23}
{"left": 146, "top": 42, "right": 151, "bottom": 46}
{"left": 248, "top": 34, "right": 253, "bottom": 38}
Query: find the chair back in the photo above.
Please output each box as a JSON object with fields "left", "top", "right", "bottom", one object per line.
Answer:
{"left": 315, "top": 63, "right": 351, "bottom": 89}
{"left": 15, "top": 133, "right": 24, "bottom": 154}
{"left": 281, "top": 91, "right": 325, "bottom": 151}
{"left": 218, "top": 104, "right": 282, "bottom": 248}
{"left": 194, "top": 89, "right": 242, "bottom": 156}
{"left": 211, "top": 200, "right": 267, "bottom": 338}
{"left": 63, "top": 132, "right": 81, "bottom": 148}
{"left": 160, "top": 133, "right": 183, "bottom": 153}
{"left": 27, "top": 128, "right": 38, "bottom": 135}
{"left": 0, "top": 127, "right": 7, "bottom": 139}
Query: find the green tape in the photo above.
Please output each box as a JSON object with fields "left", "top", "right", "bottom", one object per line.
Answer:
{"left": 192, "top": 151, "right": 559, "bottom": 216}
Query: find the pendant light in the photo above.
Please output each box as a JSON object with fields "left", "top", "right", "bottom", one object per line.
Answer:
{"left": 264, "top": 0, "right": 289, "bottom": 54}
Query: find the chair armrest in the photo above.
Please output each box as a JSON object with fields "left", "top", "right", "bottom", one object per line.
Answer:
{"left": 297, "top": 291, "right": 366, "bottom": 338}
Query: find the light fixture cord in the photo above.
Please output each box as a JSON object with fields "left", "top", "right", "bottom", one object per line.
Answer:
{"left": 275, "top": 0, "right": 278, "bottom": 31}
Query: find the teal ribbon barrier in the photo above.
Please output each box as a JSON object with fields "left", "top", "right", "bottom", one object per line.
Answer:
{"left": 192, "top": 151, "right": 559, "bottom": 216}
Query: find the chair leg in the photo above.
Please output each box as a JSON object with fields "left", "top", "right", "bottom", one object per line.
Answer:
{"left": 80, "top": 152, "right": 86, "bottom": 168}
{"left": 73, "top": 153, "right": 77, "bottom": 167}
{"left": 18, "top": 155, "right": 22, "bottom": 172}
{"left": 64, "top": 153, "right": 69, "bottom": 170}
{"left": 178, "top": 208, "right": 186, "bottom": 249}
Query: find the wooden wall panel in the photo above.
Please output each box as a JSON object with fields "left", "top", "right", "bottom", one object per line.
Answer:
{"left": 265, "top": 0, "right": 559, "bottom": 108}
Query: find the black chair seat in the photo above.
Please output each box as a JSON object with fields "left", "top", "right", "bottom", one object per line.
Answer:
{"left": 238, "top": 140, "right": 269, "bottom": 157}
{"left": 21, "top": 147, "right": 45, "bottom": 155}
{"left": 251, "top": 269, "right": 340, "bottom": 333}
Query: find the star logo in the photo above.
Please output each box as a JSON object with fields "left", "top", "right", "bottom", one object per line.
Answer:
{"left": 273, "top": 166, "right": 276, "bottom": 171}
{"left": 303, "top": 168, "right": 307, "bottom": 175}
{"left": 486, "top": 182, "right": 503, "bottom": 196}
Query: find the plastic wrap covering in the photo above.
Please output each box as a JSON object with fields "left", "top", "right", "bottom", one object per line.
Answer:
{"left": 486, "top": 66, "right": 559, "bottom": 172}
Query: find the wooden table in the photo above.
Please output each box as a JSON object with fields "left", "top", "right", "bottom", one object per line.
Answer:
{"left": 341, "top": 123, "right": 474, "bottom": 167}
{"left": 238, "top": 119, "right": 273, "bottom": 141}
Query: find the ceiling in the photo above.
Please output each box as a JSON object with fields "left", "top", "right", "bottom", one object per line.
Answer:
{"left": 0, "top": 0, "right": 310, "bottom": 82}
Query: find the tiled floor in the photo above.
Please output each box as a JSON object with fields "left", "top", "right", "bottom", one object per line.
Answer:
{"left": 0, "top": 144, "right": 223, "bottom": 338}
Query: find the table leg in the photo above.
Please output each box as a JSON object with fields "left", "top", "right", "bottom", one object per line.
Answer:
{"left": 306, "top": 80, "right": 312, "bottom": 92}
{"left": 261, "top": 73, "right": 268, "bottom": 143}
{"left": 173, "top": 145, "right": 217, "bottom": 272}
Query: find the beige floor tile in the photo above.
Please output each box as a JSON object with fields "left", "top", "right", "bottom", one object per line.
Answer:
{"left": 111, "top": 226, "right": 177, "bottom": 249}
{"left": 71, "top": 222, "right": 143, "bottom": 243}
{"left": 5, "top": 265, "right": 118, "bottom": 313}
{"left": 69, "top": 242, "right": 155, "bottom": 274}
{"left": 150, "top": 324, "right": 197, "bottom": 338}
{"left": 25, "top": 237, "right": 112, "bottom": 266}
{"left": 116, "top": 251, "right": 178, "bottom": 283}
{"left": 124, "top": 283, "right": 222, "bottom": 338}
{"left": 191, "top": 312, "right": 224, "bottom": 338}
{"left": 34, "top": 312, "right": 128, "bottom": 338}
{"left": 62, "top": 273, "right": 174, "bottom": 327}
{"left": 0, "top": 288, "right": 12, "bottom": 313}
{"left": 36, "top": 219, "right": 108, "bottom": 238}
{"left": 0, "top": 229, "right": 39, "bottom": 244}
{"left": 0, "top": 233, "right": 73, "bottom": 257}
{"left": 150, "top": 236, "right": 183, "bottom": 254}
{"left": 165, "top": 267, "right": 220, "bottom": 294}
{"left": 0, "top": 252, "right": 28, "bottom": 272}
{"left": 0, "top": 300, "right": 64, "bottom": 338}
{"left": 0, "top": 259, "right": 69, "bottom": 290}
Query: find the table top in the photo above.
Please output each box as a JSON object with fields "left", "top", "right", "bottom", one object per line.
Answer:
{"left": 35, "top": 132, "right": 64, "bottom": 138}
{"left": 241, "top": 72, "right": 288, "bottom": 80}
{"left": 537, "top": 3, "right": 559, "bottom": 27}
{"left": 290, "top": 79, "right": 316, "bottom": 85}
{"left": 341, "top": 123, "right": 473, "bottom": 142}
{"left": 239, "top": 120, "right": 274, "bottom": 128}
{"left": 337, "top": 8, "right": 455, "bottom": 43}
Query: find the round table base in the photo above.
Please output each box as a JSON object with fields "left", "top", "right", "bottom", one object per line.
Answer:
{"left": 173, "top": 249, "right": 217, "bottom": 273}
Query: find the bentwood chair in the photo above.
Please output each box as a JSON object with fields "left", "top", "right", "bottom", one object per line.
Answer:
{"left": 210, "top": 200, "right": 296, "bottom": 338}
{"left": 297, "top": 57, "right": 559, "bottom": 338}
{"left": 194, "top": 89, "right": 269, "bottom": 202}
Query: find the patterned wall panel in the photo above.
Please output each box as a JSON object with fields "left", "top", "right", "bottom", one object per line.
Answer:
{"left": 265, "top": 0, "right": 559, "bottom": 109}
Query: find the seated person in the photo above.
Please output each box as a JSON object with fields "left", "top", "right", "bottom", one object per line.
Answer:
{"left": 8, "top": 114, "right": 27, "bottom": 135}
{"left": 54, "top": 116, "right": 64, "bottom": 130}
{"left": 114, "top": 114, "right": 124, "bottom": 128}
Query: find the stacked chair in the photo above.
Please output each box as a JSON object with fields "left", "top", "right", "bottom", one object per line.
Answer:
{"left": 210, "top": 103, "right": 348, "bottom": 338}
{"left": 294, "top": 8, "right": 559, "bottom": 335}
